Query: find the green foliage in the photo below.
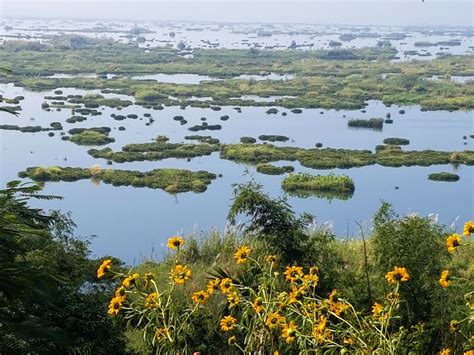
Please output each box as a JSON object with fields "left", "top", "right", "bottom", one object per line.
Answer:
{"left": 0, "top": 181, "right": 126, "bottom": 354}
{"left": 227, "top": 181, "right": 313, "bottom": 263}
{"left": 372, "top": 203, "right": 447, "bottom": 325}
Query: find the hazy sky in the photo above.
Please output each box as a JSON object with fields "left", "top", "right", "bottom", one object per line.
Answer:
{"left": 1, "top": 0, "right": 473, "bottom": 26}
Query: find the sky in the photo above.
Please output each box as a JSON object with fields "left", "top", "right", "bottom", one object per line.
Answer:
{"left": 1, "top": 0, "right": 473, "bottom": 26}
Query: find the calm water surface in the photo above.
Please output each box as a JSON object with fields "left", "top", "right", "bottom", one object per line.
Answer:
{"left": 0, "top": 83, "right": 472, "bottom": 263}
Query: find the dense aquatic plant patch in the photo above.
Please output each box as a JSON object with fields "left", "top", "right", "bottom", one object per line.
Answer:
{"left": 428, "top": 172, "right": 460, "bottom": 182}
{"left": 240, "top": 136, "right": 257, "bottom": 144}
{"left": 282, "top": 172, "right": 355, "bottom": 195}
{"left": 88, "top": 140, "right": 474, "bottom": 169}
{"left": 88, "top": 141, "right": 220, "bottom": 163}
{"left": 0, "top": 122, "right": 63, "bottom": 132}
{"left": 256, "top": 164, "right": 294, "bottom": 175}
{"left": 348, "top": 118, "right": 384, "bottom": 130}
{"left": 18, "top": 166, "right": 216, "bottom": 193}
{"left": 184, "top": 135, "right": 220, "bottom": 144}
{"left": 383, "top": 137, "right": 410, "bottom": 145}
{"left": 258, "top": 134, "right": 290, "bottom": 142}
{"left": 2, "top": 39, "right": 473, "bottom": 111}
{"left": 66, "top": 130, "right": 115, "bottom": 146}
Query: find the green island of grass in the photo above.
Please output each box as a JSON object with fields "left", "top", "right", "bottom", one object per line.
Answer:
{"left": 256, "top": 164, "right": 294, "bottom": 175}
{"left": 282, "top": 173, "right": 355, "bottom": 198}
{"left": 383, "top": 137, "right": 410, "bottom": 145}
{"left": 66, "top": 129, "right": 115, "bottom": 146}
{"left": 88, "top": 141, "right": 220, "bottom": 162}
{"left": 18, "top": 166, "right": 216, "bottom": 193}
{"left": 427, "top": 172, "right": 460, "bottom": 182}
{"left": 258, "top": 134, "right": 290, "bottom": 142}
{"left": 86, "top": 140, "right": 474, "bottom": 168}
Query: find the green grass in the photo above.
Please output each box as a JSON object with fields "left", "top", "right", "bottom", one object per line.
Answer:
{"left": 67, "top": 130, "right": 115, "bottom": 146}
{"left": 282, "top": 172, "right": 355, "bottom": 194}
{"left": 256, "top": 164, "right": 294, "bottom": 175}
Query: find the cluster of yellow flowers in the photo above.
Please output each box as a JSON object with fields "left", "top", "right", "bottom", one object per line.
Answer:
{"left": 95, "top": 225, "right": 472, "bottom": 353}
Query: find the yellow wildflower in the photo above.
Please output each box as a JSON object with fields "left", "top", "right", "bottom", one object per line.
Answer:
{"left": 122, "top": 273, "right": 140, "bottom": 288}
{"left": 330, "top": 301, "right": 349, "bottom": 316}
{"left": 440, "top": 348, "right": 451, "bottom": 355}
{"left": 283, "top": 265, "right": 303, "bottom": 283}
{"left": 252, "top": 297, "right": 264, "bottom": 313}
{"left": 115, "top": 286, "right": 126, "bottom": 299}
{"left": 108, "top": 296, "right": 123, "bottom": 316}
{"left": 171, "top": 264, "right": 191, "bottom": 285}
{"left": 449, "top": 320, "right": 458, "bottom": 333}
{"left": 227, "top": 291, "right": 241, "bottom": 308}
{"left": 313, "top": 315, "right": 327, "bottom": 335}
{"left": 385, "top": 266, "right": 410, "bottom": 284}
{"left": 328, "top": 289, "right": 338, "bottom": 303}
{"left": 343, "top": 337, "right": 355, "bottom": 345}
{"left": 207, "top": 278, "right": 220, "bottom": 295}
{"left": 265, "top": 312, "right": 284, "bottom": 329}
{"left": 220, "top": 315, "right": 237, "bottom": 332}
{"left": 266, "top": 255, "right": 278, "bottom": 265}
{"left": 167, "top": 236, "right": 185, "bottom": 249}
{"left": 228, "top": 335, "right": 237, "bottom": 345}
{"left": 302, "top": 273, "right": 319, "bottom": 286}
{"left": 220, "top": 277, "right": 233, "bottom": 294}
{"left": 463, "top": 221, "right": 474, "bottom": 236}
{"left": 372, "top": 302, "right": 383, "bottom": 317}
{"left": 144, "top": 272, "right": 155, "bottom": 288}
{"left": 288, "top": 285, "right": 306, "bottom": 304}
{"left": 155, "top": 327, "right": 170, "bottom": 341}
{"left": 439, "top": 270, "right": 451, "bottom": 288}
{"left": 446, "top": 234, "right": 462, "bottom": 253}
{"left": 145, "top": 292, "right": 160, "bottom": 308}
{"left": 97, "top": 259, "right": 112, "bottom": 279}
{"left": 234, "top": 245, "right": 251, "bottom": 264}
{"left": 192, "top": 290, "right": 209, "bottom": 305}
{"left": 281, "top": 321, "right": 298, "bottom": 343}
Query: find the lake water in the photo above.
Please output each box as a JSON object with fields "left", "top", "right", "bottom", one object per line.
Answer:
{"left": 0, "top": 83, "right": 472, "bottom": 263}
{"left": 2, "top": 19, "right": 473, "bottom": 62}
